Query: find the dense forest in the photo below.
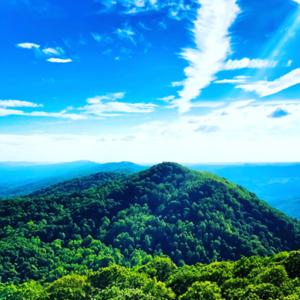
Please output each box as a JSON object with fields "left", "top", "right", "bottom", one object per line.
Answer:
{"left": 1, "top": 162, "right": 300, "bottom": 287}
{"left": 1, "top": 250, "right": 300, "bottom": 299}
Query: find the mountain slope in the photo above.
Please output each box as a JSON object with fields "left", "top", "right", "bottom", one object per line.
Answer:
{"left": 100, "top": 163, "right": 300, "bottom": 263}
{"left": 0, "top": 161, "right": 145, "bottom": 197}
{"left": 0, "top": 162, "right": 300, "bottom": 283}
{"left": 190, "top": 163, "right": 300, "bottom": 219}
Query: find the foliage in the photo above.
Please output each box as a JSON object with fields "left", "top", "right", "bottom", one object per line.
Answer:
{"left": 45, "top": 274, "right": 92, "bottom": 300}
{"left": 179, "top": 281, "right": 223, "bottom": 300}
{"left": 1, "top": 163, "right": 300, "bottom": 284}
{"left": 0, "top": 250, "right": 300, "bottom": 299}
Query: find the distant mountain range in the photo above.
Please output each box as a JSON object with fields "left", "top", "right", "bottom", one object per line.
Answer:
{"left": 0, "top": 161, "right": 300, "bottom": 218}
{"left": 0, "top": 161, "right": 145, "bottom": 197}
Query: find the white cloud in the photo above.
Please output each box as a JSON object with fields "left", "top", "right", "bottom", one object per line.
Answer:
{"left": 292, "top": 0, "right": 300, "bottom": 4}
{"left": 224, "top": 58, "right": 278, "bottom": 70}
{"left": 115, "top": 25, "right": 136, "bottom": 44}
{"left": 159, "top": 95, "right": 176, "bottom": 102}
{"left": 42, "top": 47, "right": 64, "bottom": 56}
{"left": 0, "top": 100, "right": 83, "bottom": 120}
{"left": 0, "top": 93, "right": 155, "bottom": 120}
{"left": 16, "top": 42, "right": 40, "bottom": 49}
{"left": 1, "top": 99, "right": 300, "bottom": 163}
{"left": 28, "top": 110, "right": 85, "bottom": 120}
{"left": 17, "top": 42, "right": 70, "bottom": 62}
{"left": 99, "top": 0, "right": 194, "bottom": 19}
{"left": 81, "top": 92, "right": 156, "bottom": 116}
{"left": 175, "top": 0, "right": 240, "bottom": 113}
{"left": 237, "top": 68, "right": 300, "bottom": 97}
{"left": 215, "top": 75, "right": 249, "bottom": 84}
{"left": 0, "top": 108, "right": 24, "bottom": 117}
{"left": 0, "top": 107, "right": 84, "bottom": 120}
{"left": 171, "top": 81, "right": 183, "bottom": 87}
{"left": 0, "top": 100, "right": 42, "bottom": 108}
{"left": 47, "top": 57, "right": 73, "bottom": 63}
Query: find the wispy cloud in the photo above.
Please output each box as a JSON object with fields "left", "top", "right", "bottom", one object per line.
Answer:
{"left": 97, "top": 0, "right": 196, "bottom": 20}
{"left": 175, "top": 0, "right": 240, "bottom": 113}
{"left": 1, "top": 99, "right": 300, "bottom": 163}
{"left": 42, "top": 47, "right": 65, "bottom": 56}
{"left": 237, "top": 68, "right": 300, "bottom": 97}
{"left": 159, "top": 95, "right": 176, "bottom": 102}
{"left": 215, "top": 75, "right": 249, "bottom": 84}
{"left": 0, "top": 106, "right": 84, "bottom": 120}
{"left": 0, "top": 93, "right": 156, "bottom": 120}
{"left": 0, "top": 99, "right": 83, "bottom": 120}
{"left": 0, "top": 108, "right": 24, "bottom": 117}
{"left": 16, "top": 42, "right": 72, "bottom": 63}
{"left": 16, "top": 42, "right": 40, "bottom": 49}
{"left": 115, "top": 24, "right": 136, "bottom": 44}
{"left": 0, "top": 100, "right": 42, "bottom": 108}
{"left": 47, "top": 57, "right": 73, "bottom": 63}
{"left": 224, "top": 58, "right": 278, "bottom": 70}
{"left": 28, "top": 110, "right": 85, "bottom": 120}
{"left": 81, "top": 92, "right": 157, "bottom": 117}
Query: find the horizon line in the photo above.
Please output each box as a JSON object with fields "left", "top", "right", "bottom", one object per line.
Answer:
{"left": 1, "top": 160, "right": 300, "bottom": 165}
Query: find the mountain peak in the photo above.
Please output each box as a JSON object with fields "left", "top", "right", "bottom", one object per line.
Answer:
{"left": 147, "top": 162, "right": 189, "bottom": 174}
{"left": 136, "top": 162, "right": 192, "bottom": 183}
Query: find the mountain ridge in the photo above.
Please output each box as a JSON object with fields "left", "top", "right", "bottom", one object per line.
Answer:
{"left": 1, "top": 161, "right": 300, "bottom": 219}
{"left": 1, "top": 162, "right": 300, "bottom": 283}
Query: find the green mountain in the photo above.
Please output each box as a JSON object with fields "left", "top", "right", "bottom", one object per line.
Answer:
{"left": 190, "top": 163, "right": 300, "bottom": 219}
{"left": 0, "top": 163, "right": 300, "bottom": 284}
{"left": 2, "top": 161, "right": 300, "bottom": 220}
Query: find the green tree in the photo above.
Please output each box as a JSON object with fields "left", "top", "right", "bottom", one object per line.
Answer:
{"left": 45, "top": 274, "right": 92, "bottom": 300}
{"left": 0, "top": 281, "right": 45, "bottom": 300}
{"left": 179, "top": 281, "right": 222, "bottom": 300}
{"left": 137, "top": 256, "right": 177, "bottom": 282}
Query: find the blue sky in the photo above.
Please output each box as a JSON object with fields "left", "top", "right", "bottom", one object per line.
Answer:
{"left": 1, "top": 0, "right": 300, "bottom": 163}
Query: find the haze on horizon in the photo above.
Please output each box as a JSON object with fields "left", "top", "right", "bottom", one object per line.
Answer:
{"left": 1, "top": 0, "right": 300, "bottom": 163}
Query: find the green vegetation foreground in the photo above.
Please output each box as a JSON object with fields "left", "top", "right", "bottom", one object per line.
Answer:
{"left": 1, "top": 251, "right": 300, "bottom": 299}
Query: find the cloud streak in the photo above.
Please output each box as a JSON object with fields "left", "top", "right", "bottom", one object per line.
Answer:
{"left": 47, "top": 58, "right": 73, "bottom": 63}
{"left": 0, "top": 93, "right": 156, "bottom": 120}
{"left": 224, "top": 58, "right": 278, "bottom": 70}
{"left": 0, "top": 100, "right": 42, "bottom": 108}
{"left": 0, "top": 107, "right": 84, "bottom": 120}
{"left": 81, "top": 92, "right": 157, "bottom": 117}
{"left": 175, "top": 0, "right": 240, "bottom": 113}
{"left": 42, "top": 47, "right": 65, "bottom": 56}
{"left": 237, "top": 68, "right": 300, "bottom": 97}
{"left": 16, "top": 42, "right": 40, "bottom": 49}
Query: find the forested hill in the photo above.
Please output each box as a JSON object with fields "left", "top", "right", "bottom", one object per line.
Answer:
{"left": 1, "top": 162, "right": 300, "bottom": 283}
